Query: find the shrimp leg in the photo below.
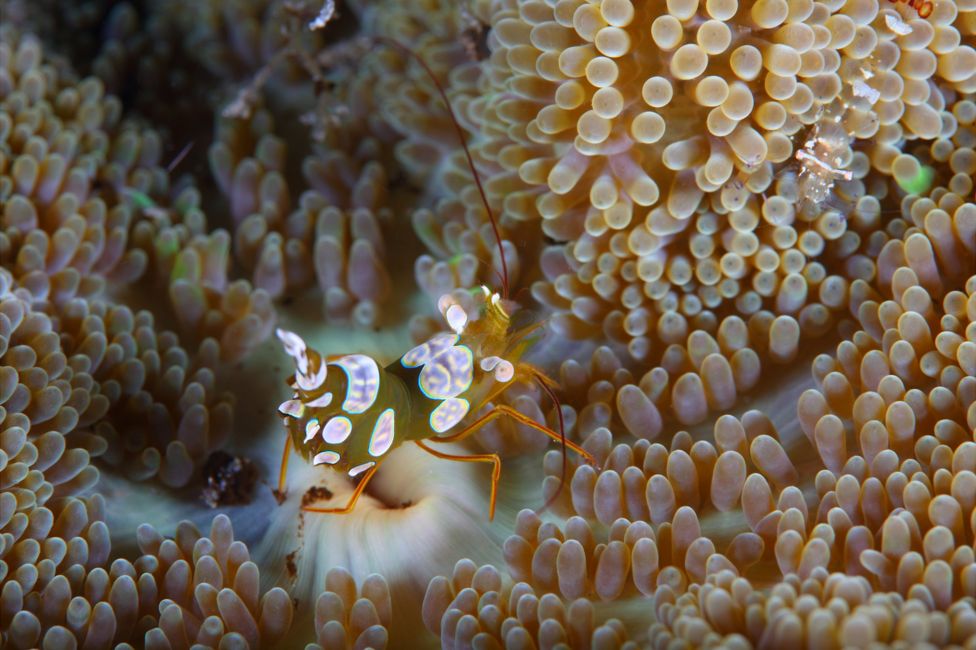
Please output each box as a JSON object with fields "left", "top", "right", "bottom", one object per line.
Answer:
{"left": 430, "top": 405, "right": 596, "bottom": 465}
{"left": 415, "top": 440, "right": 502, "bottom": 520}
{"left": 275, "top": 435, "right": 294, "bottom": 501}
{"left": 301, "top": 463, "right": 381, "bottom": 514}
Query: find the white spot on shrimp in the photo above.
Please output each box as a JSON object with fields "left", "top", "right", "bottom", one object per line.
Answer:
{"left": 494, "top": 359, "right": 515, "bottom": 382}
{"left": 402, "top": 333, "right": 459, "bottom": 368}
{"left": 296, "top": 360, "right": 327, "bottom": 391}
{"left": 330, "top": 355, "right": 380, "bottom": 414}
{"left": 480, "top": 356, "right": 514, "bottom": 382}
{"left": 304, "top": 418, "right": 321, "bottom": 443}
{"left": 313, "top": 451, "right": 340, "bottom": 466}
{"left": 420, "top": 345, "right": 473, "bottom": 399}
{"left": 430, "top": 397, "right": 470, "bottom": 433}
{"left": 446, "top": 303, "right": 468, "bottom": 334}
{"left": 276, "top": 328, "right": 306, "bottom": 357}
{"left": 279, "top": 399, "right": 304, "bottom": 418}
{"left": 368, "top": 408, "right": 396, "bottom": 457}
{"left": 480, "top": 356, "right": 501, "bottom": 372}
{"left": 348, "top": 461, "right": 375, "bottom": 477}
{"left": 277, "top": 328, "right": 310, "bottom": 376}
{"left": 322, "top": 416, "right": 353, "bottom": 444}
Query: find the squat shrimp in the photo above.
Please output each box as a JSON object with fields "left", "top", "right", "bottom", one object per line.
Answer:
{"left": 275, "top": 289, "right": 594, "bottom": 519}
{"left": 273, "top": 38, "right": 596, "bottom": 519}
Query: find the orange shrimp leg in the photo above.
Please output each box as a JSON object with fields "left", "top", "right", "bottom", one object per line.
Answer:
{"left": 302, "top": 463, "right": 381, "bottom": 514}
{"left": 432, "top": 405, "right": 597, "bottom": 466}
{"left": 415, "top": 440, "right": 501, "bottom": 520}
{"left": 275, "top": 435, "right": 293, "bottom": 502}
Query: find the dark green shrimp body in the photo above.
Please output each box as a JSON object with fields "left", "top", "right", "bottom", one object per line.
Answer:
{"left": 277, "top": 289, "right": 527, "bottom": 477}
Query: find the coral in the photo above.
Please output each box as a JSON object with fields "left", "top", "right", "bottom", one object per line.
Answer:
{"left": 0, "top": 31, "right": 146, "bottom": 303}
{"left": 357, "top": 0, "right": 485, "bottom": 187}
{"left": 500, "top": 510, "right": 671, "bottom": 600}
{"left": 425, "top": 197, "right": 976, "bottom": 647}
{"left": 160, "top": 231, "right": 277, "bottom": 362}
{"left": 152, "top": 0, "right": 296, "bottom": 82}
{"left": 543, "top": 315, "right": 785, "bottom": 435}
{"left": 0, "top": 270, "right": 278, "bottom": 647}
{"left": 421, "top": 96, "right": 975, "bottom": 644}
{"left": 1, "top": 505, "right": 291, "bottom": 650}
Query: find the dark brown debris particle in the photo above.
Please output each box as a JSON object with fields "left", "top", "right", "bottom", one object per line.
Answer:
{"left": 301, "top": 485, "right": 334, "bottom": 508}
{"left": 201, "top": 451, "right": 258, "bottom": 508}
{"left": 286, "top": 550, "right": 298, "bottom": 578}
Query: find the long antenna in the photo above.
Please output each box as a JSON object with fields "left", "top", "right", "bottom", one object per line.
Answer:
{"left": 535, "top": 376, "right": 569, "bottom": 515}
{"left": 375, "top": 37, "right": 511, "bottom": 300}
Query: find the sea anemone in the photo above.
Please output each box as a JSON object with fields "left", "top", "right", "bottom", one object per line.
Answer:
{"left": 2, "top": 0, "right": 975, "bottom": 647}
{"left": 469, "top": 0, "right": 976, "bottom": 362}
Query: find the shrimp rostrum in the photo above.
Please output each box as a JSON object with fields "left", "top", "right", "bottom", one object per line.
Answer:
{"left": 275, "top": 290, "right": 595, "bottom": 519}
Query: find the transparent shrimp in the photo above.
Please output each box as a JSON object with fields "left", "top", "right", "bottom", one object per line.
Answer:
{"left": 780, "top": 20, "right": 905, "bottom": 215}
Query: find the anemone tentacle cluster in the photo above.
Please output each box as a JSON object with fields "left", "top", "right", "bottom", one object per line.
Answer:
{"left": 306, "top": 567, "right": 392, "bottom": 650}
{"left": 135, "top": 515, "right": 293, "bottom": 649}
{"left": 465, "top": 0, "right": 976, "bottom": 365}
{"left": 0, "top": 27, "right": 275, "bottom": 361}
{"left": 209, "top": 107, "right": 394, "bottom": 327}
{"left": 423, "top": 144, "right": 976, "bottom": 650}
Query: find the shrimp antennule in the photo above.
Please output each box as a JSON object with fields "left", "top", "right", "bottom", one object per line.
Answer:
{"left": 375, "top": 36, "right": 510, "bottom": 300}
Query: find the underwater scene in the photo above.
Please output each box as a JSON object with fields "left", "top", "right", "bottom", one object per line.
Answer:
{"left": 1, "top": 0, "right": 975, "bottom": 648}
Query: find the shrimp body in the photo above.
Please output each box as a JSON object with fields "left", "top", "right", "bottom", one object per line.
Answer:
{"left": 277, "top": 288, "right": 537, "bottom": 480}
